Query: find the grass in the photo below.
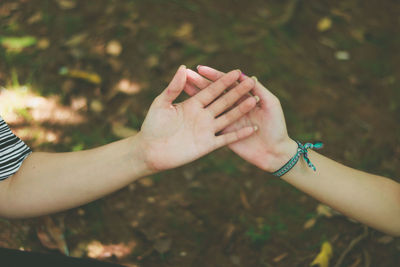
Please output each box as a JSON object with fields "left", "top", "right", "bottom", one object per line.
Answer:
{"left": 246, "top": 224, "right": 271, "bottom": 245}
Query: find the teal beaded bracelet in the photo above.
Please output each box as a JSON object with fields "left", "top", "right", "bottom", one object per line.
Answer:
{"left": 271, "top": 141, "right": 323, "bottom": 177}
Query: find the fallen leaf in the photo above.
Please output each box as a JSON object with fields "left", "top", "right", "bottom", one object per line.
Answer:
{"left": 349, "top": 254, "right": 362, "bottom": 267}
{"left": 37, "top": 38, "right": 50, "bottom": 49}
{"left": 273, "top": 252, "right": 288, "bottom": 263}
{"left": 106, "top": 40, "right": 123, "bottom": 56}
{"left": 27, "top": 12, "right": 43, "bottom": 24}
{"left": 376, "top": 235, "right": 394, "bottom": 244}
{"left": 36, "top": 216, "right": 69, "bottom": 255}
{"left": 335, "top": 51, "right": 350, "bottom": 61}
{"left": 153, "top": 238, "right": 172, "bottom": 254}
{"left": 146, "top": 55, "right": 159, "bottom": 68}
{"left": 317, "top": 17, "right": 332, "bottom": 32}
{"left": 59, "top": 67, "right": 101, "bottom": 84}
{"left": 174, "top": 23, "right": 193, "bottom": 39}
{"left": 304, "top": 217, "right": 317, "bottom": 229}
{"left": 240, "top": 189, "right": 251, "bottom": 210}
{"left": 65, "top": 33, "right": 88, "bottom": 47}
{"left": 310, "top": 241, "right": 333, "bottom": 267}
{"left": 331, "top": 8, "right": 351, "bottom": 22}
{"left": 90, "top": 99, "right": 104, "bottom": 113}
{"left": 147, "top": 197, "right": 156, "bottom": 203}
{"left": 130, "top": 220, "right": 139, "bottom": 228}
{"left": 224, "top": 223, "right": 236, "bottom": 240}
{"left": 56, "top": 0, "right": 76, "bottom": 10}
{"left": 138, "top": 177, "right": 154, "bottom": 187}
{"left": 316, "top": 204, "right": 334, "bottom": 218}
{"left": 180, "top": 251, "right": 187, "bottom": 257}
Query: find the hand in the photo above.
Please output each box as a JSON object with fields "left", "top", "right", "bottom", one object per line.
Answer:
{"left": 184, "top": 66, "right": 297, "bottom": 172}
{"left": 137, "top": 65, "right": 258, "bottom": 172}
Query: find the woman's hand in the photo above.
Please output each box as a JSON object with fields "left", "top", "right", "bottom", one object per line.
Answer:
{"left": 137, "top": 65, "right": 259, "bottom": 172}
{"left": 184, "top": 66, "right": 297, "bottom": 172}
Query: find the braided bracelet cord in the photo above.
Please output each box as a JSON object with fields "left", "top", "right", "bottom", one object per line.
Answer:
{"left": 271, "top": 141, "right": 323, "bottom": 177}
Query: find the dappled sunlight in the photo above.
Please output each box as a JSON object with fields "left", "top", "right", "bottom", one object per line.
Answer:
{"left": 1, "top": 0, "right": 399, "bottom": 266}
{"left": 12, "top": 125, "right": 62, "bottom": 147}
{"left": 114, "top": 79, "right": 142, "bottom": 95}
{"left": 0, "top": 85, "right": 89, "bottom": 146}
{"left": 86, "top": 240, "right": 137, "bottom": 260}
{"left": 0, "top": 86, "right": 86, "bottom": 125}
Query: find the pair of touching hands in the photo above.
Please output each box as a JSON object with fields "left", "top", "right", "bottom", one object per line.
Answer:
{"left": 137, "top": 65, "right": 297, "bottom": 174}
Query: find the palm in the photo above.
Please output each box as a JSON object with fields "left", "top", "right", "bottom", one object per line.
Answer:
{"left": 224, "top": 102, "right": 288, "bottom": 170}
{"left": 185, "top": 66, "right": 293, "bottom": 172}
{"left": 140, "top": 101, "right": 220, "bottom": 170}
{"left": 137, "top": 66, "right": 258, "bottom": 172}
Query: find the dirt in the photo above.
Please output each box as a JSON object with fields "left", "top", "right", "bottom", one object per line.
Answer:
{"left": 0, "top": 0, "right": 399, "bottom": 266}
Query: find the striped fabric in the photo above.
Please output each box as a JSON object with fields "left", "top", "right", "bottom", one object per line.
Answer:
{"left": 0, "top": 116, "right": 32, "bottom": 181}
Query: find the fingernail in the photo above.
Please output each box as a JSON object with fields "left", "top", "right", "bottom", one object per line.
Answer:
{"left": 196, "top": 65, "right": 202, "bottom": 70}
{"left": 181, "top": 65, "right": 186, "bottom": 69}
{"left": 253, "top": 125, "right": 259, "bottom": 131}
{"left": 237, "top": 69, "right": 242, "bottom": 75}
{"left": 254, "top": 95, "right": 260, "bottom": 103}
{"left": 251, "top": 76, "right": 258, "bottom": 82}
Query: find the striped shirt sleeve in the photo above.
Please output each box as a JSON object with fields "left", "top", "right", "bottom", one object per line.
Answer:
{"left": 0, "top": 116, "right": 32, "bottom": 181}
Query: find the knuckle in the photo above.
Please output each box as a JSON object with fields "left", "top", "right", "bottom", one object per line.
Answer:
{"left": 221, "top": 95, "right": 231, "bottom": 109}
{"left": 218, "top": 114, "right": 230, "bottom": 129}
{"left": 220, "top": 77, "right": 232, "bottom": 88}
{"left": 238, "top": 102, "right": 249, "bottom": 113}
{"left": 224, "top": 109, "right": 235, "bottom": 122}
{"left": 204, "top": 89, "right": 217, "bottom": 102}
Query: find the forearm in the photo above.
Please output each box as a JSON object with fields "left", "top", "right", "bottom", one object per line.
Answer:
{"left": 0, "top": 134, "right": 152, "bottom": 218}
{"left": 280, "top": 144, "right": 400, "bottom": 236}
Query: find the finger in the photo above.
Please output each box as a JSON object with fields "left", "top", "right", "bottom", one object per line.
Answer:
{"left": 214, "top": 125, "right": 258, "bottom": 148}
{"left": 194, "top": 69, "right": 241, "bottom": 106}
{"left": 197, "top": 65, "right": 225, "bottom": 82}
{"left": 197, "top": 65, "right": 251, "bottom": 104}
{"left": 183, "top": 82, "right": 199, "bottom": 97}
{"left": 214, "top": 95, "right": 258, "bottom": 132}
{"left": 250, "top": 76, "right": 279, "bottom": 109}
{"left": 186, "top": 68, "right": 212, "bottom": 89}
{"left": 199, "top": 66, "right": 278, "bottom": 109}
{"left": 159, "top": 65, "right": 187, "bottom": 104}
{"left": 207, "top": 77, "right": 255, "bottom": 116}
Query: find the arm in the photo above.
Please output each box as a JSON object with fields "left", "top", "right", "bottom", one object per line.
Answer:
{"left": 0, "top": 65, "right": 258, "bottom": 218}
{"left": 0, "top": 136, "right": 149, "bottom": 218}
{"left": 282, "top": 148, "right": 400, "bottom": 236}
{"left": 186, "top": 65, "right": 400, "bottom": 236}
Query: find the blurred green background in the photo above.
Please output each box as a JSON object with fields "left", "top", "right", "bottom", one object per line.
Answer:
{"left": 0, "top": 0, "right": 399, "bottom": 266}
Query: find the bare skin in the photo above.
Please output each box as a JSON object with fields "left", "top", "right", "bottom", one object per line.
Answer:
{"left": 185, "top": 65, "right": 400, "bottom": 236}
{"left": 0, "top": 65, "right": 259, "bottom": 218}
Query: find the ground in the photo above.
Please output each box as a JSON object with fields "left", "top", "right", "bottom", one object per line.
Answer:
{"left": 0, "top": 0, "right": 399, "bottom": 266}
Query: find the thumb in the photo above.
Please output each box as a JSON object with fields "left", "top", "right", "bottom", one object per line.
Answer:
{"left": 160, "top": 65, "right": 187, "bottom": 104}
{"left": 251, "top": 76, "right": 279, "bottom": 109}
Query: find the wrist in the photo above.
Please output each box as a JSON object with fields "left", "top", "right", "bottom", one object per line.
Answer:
{"left": 271, "top": 140, "right": 323, "bottom": 177}
{"left": 126, "top": 133, "right": 156, "bottom": 178}
{"left": 264, "top": 138, "right": 298, "bottom": 173}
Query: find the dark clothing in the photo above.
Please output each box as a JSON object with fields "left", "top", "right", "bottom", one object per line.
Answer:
{"left": 0, "top": 247, "right": 125, "bottom": 267}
